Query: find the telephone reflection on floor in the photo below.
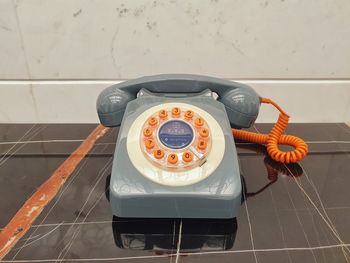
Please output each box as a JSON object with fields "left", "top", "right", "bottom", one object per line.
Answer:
{"left": 108, "top": 143, "right": 303, "bottom": 253}
{"left": 97, "top": 74, "right": 308, "bottom": 219}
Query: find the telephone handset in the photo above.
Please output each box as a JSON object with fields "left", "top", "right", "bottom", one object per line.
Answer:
{"left": 97, "top": 74, "right": 260, "bottom": 129}
{"left": 97, "top": 74, "right": 308, "bottom": 218}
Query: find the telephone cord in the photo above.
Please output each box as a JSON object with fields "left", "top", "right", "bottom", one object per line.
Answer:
{"left": 232, "top": 98, "right": 308, "bottom": 163}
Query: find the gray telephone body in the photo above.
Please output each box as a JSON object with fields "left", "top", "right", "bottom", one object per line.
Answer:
{"left": 97, "top": 74, "right": 260, "bottom": 218}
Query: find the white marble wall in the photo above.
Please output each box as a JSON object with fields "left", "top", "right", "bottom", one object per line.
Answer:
{"left": 0, "top": 0, "right": 349, "bottom": 123}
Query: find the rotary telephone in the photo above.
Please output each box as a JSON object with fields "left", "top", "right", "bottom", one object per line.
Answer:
{"left": 97, "top": 74, "right": 308, "bottom": 218}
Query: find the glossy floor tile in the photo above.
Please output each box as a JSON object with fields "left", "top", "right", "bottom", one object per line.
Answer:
{"left": 0, "top": 123, "right": 350, "bottom": 262}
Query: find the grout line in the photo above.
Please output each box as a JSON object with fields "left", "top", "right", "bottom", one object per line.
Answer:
{"left": 175, "top": 220, "right": 183, "bottom": 263}
{"left": 0, "top": 124, "right": 36, "bottom": 163}
{"left": 1, "top": 243, "right": 350, "bottom": 262}
{"left": 54, "top": 160, "right": 112, "bottom": 262}
{"left": 283, "top": 164, "right": 350, "bottom": 260}
{"left": 0, "top": 125, "right": 47, "bottom": 167}
{"left": 268, "top": 188, "right": 293, "bottom": 263}
{"left": 11, "top": 142, "right": 112, "bottom": 259}
{"left": 0, "top": 203, "right": 348, "bottom": 232}
{"left": 12, "top": 223, "right": 63, "bottom": 251}
{"left": 0, "top": 140, "right": 349, "bottom": 146}
{"left": 0, "top": 140, "right": 85, "bottom": 145}
{"left": 281, "top": 174, "right": 319, "bottom": 262}
{"left": 242, "top": 177, "right": 259, "bottom": 263}
{"left": 0, "top": 79, "right": 350, "bottom": 85}
{"left": 170, "top": 220, "right": 177, "bottom": 263}
{"left": 2, "top": 152, "right": 350, "bottom": 159}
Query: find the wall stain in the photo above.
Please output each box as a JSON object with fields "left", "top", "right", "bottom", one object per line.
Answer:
{"left": 143, "top": 48, "right": 151, "bottom": 55}
{"left": 133, "top": 7, "right": 144, "bottom": 16}
{"left": 73, "top": 9, "right": 82, "bottom": 17}
{"left": 110, "top": 25, "right": 120, "bottom": 70}
{"left": 146, "top": 21, "right": 157, "bottom": 31}
{"left": 186, "top": 5, "right": 201, "bottom": 25}
{"left": 53, "top": 21, "right": 63, "bottom": 31}
{"left": 261, "top": 1, "right": 269, "bottom": 8}
{"left": 0, "top": 25, "right": 12, "bottom": 32}
{"left": 114, "top": 2, "right": 150, "bottom": 18}
{"left": 116, "top": 4, "right": 129, "bottom": 17}
{"left": 28, "top": 85, "right": 40, "bottom": 122}
{"left": 231, "top": 42, "right": 246, "bottom": 56}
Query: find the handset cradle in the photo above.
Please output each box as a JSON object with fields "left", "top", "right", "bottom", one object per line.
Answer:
{"left": 97, "top": 74, "right": 261, "bottom": 129}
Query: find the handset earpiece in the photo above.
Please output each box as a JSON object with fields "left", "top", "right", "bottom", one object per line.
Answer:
{"left": 97, "top": 85, "right": 135, "bottom": 127}
{"left": 218, "top": 86, "right": 261, "bottom": 128}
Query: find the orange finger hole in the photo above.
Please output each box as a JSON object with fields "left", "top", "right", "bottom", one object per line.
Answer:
{"left": 199, "top": 128, "right": 209, "bottom": 138}
{"left": 197, "top": 139, "right": 207, "bottom": 150}
{"left": 195, "top": 117, "right": 204, "bottom": 127}
{"left": 154, "top": 149, "right": 165, "bottom": 159}
{"left": 167, "top": 153, "right": 178, "bottom": 164}
{"left": 148, "top": 117, "right": 158, "bottom": 126}
{"left": 159, "top": 109, "right": 168, "bottom": 119}
{"left": 182, "top": 151, "right": 193, "bottom": 162}
{"left": 143, "top": 127, "right": 153, "bottom": 137}
{"left": 172, "top": 107, "right": 181, "bottom": 117}
{"left": 145, "top": 139, "right": 155, "bottom": 149}
{"left": 184, "top": 110, "right": 194, "bottom": 120}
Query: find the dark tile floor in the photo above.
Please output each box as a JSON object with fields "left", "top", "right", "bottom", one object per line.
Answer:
{"left": 0, "top": 123, "right": 350, "bottom": 262}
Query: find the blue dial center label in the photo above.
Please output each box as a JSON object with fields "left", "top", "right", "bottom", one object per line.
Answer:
{"left": 158, "top": 120, "right": 194, "bottom": 149}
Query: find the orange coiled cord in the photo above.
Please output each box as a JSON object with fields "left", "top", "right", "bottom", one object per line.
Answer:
{"left": 232, "top": 98, "right": 308, "bottom": 163}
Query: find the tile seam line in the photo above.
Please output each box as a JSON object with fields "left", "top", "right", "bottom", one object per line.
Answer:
{"left": 1, "top": 244, "right": 350, "bottom": 262}
{"left": 1, "top": 77, "right": 350, "bottom": 81}
{"left": 0, "top": 140, "right": 349, "bottom": 145}
{"left": 1, "top": 79, "right": 350, "bottom": 85}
